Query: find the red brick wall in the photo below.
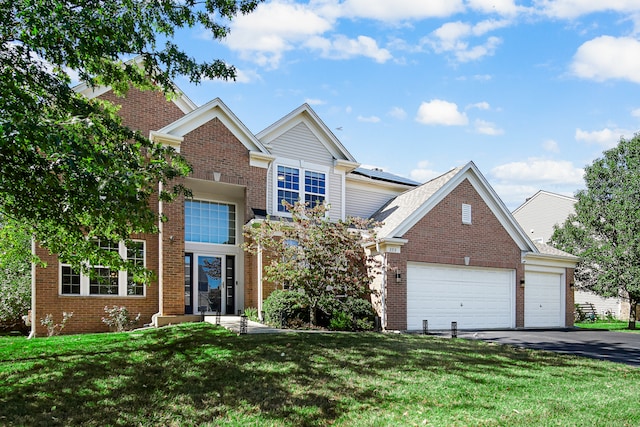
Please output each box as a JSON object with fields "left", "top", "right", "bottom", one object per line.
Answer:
{"left": 566, "top": 268, "right": 575, "bottom": 327}
{"left": 385, "top": 178, "right": 525, "bottom": 330}
{"left": 33, "top": 88, "right": 186, "bottom": 335}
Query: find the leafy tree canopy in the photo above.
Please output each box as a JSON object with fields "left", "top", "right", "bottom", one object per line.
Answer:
{"left": 244, "top": 201, "right": 380, "bottom": 326}
{"left": 551, "top": 133, "right": 640, "bottom": 328}
{"left": 1, "top": 0, "right": 262, "bottom": 277}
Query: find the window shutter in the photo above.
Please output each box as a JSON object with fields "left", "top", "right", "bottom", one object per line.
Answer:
{"left": 462, "top": 203, "right": 472, "bottom": 224}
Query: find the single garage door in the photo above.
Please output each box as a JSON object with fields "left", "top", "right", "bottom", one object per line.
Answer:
{"left": 525, "top": 271, "right": 564, "bottom": 328}
{"left": 407, "top": 263, "right": 515, "bottom": 330}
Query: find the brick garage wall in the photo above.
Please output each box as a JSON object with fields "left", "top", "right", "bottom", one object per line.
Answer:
{"left": 385, "top": 178, "right": 525, "bottom": 330}
{"left": 566, "top": 268, "right": 575, "bottom": 327}
{"left": 32, "top": 89, "right": 186, "bottom": 335}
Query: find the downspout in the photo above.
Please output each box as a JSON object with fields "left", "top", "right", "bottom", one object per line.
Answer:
{"left": 28, "top": 237, "right": 36, "bottom": 339}
{"left": 257, "top": 244, "right": 263, "bottom": 321}
{"left": 155, "top": 181, "right": 164, "bottom": 324}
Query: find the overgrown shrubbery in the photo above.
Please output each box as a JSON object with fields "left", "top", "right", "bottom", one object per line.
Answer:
{"left": 262, "top": 290, "right": 375, "bottom": 331}
{"left": 40, "top": 312, "right": 73, "bottom": 337}
{"left": 0, "top": 222, "right": 32, "bottom": 334}
{"left": 262, "top": 289, "right": 310, "bottom": 328}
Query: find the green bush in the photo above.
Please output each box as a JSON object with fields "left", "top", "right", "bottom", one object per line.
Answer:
{"left": 320, "top": 295, "right": 375, "bottom": 331}
{"left": 0, "top": 264, "right": 31, "bottom": 333}
{"left": 243, "top": 307, "right": 259, "bottom": 322}
{"left": 262, "top": 289, "right": 309, "bottom": 328}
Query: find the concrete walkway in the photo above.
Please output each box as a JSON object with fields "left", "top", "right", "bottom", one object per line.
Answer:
{"left": 204, "top": 315, "right": 287, "bottom": 334}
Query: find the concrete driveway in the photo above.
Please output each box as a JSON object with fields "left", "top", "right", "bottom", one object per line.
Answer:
{"left": 460, "top": 328, "right": 640, "bottom": 367}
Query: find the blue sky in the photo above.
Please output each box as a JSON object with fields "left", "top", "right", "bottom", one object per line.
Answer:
{"left": 170, "top": 0, "right": 640, "bottom": 209}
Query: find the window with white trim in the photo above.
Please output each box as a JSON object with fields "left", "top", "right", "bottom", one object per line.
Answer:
{"left": 60, "top": 240, "right": 146, "bottom": 296}
{"left": 185, "top": 200, "right": 236, "bottom": 245}
{"left": 276, "top": 165, "right": 326, "bottom": 212}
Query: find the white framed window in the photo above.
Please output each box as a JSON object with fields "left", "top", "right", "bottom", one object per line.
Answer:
{"left": 60, "top": 240, "right": 146, "bottom": 296}
{"left": 275, "top": 163, "right": 327, "bottom": 213}
{"left": 185, "top": 200, "right": 236, "bottom": 245}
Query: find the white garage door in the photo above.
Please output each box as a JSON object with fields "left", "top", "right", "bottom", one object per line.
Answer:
{"left": 525, "top": 271, "right": 564, "bottom": 328}
{"left": 407, "top": 263, "right": 515, "bottom": 330}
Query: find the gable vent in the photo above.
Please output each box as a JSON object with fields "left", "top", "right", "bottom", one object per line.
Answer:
{"left": 462, "top": 203, "right": 472, "bottom": 225}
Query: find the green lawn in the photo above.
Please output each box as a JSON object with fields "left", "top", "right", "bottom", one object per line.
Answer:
{"left": 576, "top": 319, "right": 640, "bottom": 333}
{"left": 1, "top": 323, "right": 638, "bottom": 427}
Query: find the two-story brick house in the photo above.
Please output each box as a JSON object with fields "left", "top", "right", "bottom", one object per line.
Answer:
{"left": 30, "top": 79, "right": 578, "bottom": 336}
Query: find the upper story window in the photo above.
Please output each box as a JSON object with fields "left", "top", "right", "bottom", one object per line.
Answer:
{"left": 60, "top": 240, "right": 146, "bottom": 297}
{"left": 185, "top": 200, "right": 236, "bottom": 245}
{"left": 276, "top": 165, "right": 326, "bottom": 212}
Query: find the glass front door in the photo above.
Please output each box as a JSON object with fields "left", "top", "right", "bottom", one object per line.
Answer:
{"left": 188, "top": 254, "right": 235, "bottom": 315}
{"left": 197, "top": 255, "right": 222, "bottom": 313}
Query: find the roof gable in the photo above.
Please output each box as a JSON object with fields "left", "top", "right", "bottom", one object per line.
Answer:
{"left": 372, "top": 161, "right": 537, "bottom": 252}
{"left": 72, "top": 56, "right": 197, "bottom": 115}
{"left": 512, "top": 190, "right": 577, "bottom": 215}
{"left": 257, "top": 104, "right": 358, "bottom": 164}
{"left": 155, "top": 98, "right": 271, "bottom": 156}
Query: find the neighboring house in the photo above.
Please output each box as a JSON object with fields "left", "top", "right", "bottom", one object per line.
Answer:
{"left": 513, "top": 190, "right": 626, "bottom": 319}
{"left": 30, "top": 79, "right": 578, "bottom": 335}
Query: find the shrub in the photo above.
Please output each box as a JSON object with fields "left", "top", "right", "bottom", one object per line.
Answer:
{"left": 320, "top": 295, "right": 375, "bottom": 331}
{"left": 262, "top": 289, "right": 309, "bottom": 328}
{"left": 102, "top": 306, "right": 141, "bottom": 332}
{"left": 243, "top": 307, "right": 259, "bottom": 322}
{"left": 40, "top": 312, "right": 73, "bottom": 337}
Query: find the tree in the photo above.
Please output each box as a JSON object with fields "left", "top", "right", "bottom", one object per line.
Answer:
{"left": 551, "top": 134, "right": 640, "bottom": 329}
{"left": 244, "top": 201, "right": 380, "bottom": 327}
{"left": 0, "top": 218, "right": 33, "bottom": 332}
{"left": 1, "top": 0, "right": 262, "bottom": 277}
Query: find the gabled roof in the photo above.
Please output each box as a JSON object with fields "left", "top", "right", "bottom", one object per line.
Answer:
{"left": 512, "top": 190, "right": 577, "bottom": 215}
{"left": 256, "top": 104, "right": 357, "bottom": 163}
{"left": 155, "top": 97, "right": 272, "bottom": 156}
{"left": 72, "top": 55, "right": 197, "bottom": 114}
{"left": 351, "top": 167, "right": 420, "bottom": 187}
{"left": 371, "top": 161, "right": 537, "bottom": 253}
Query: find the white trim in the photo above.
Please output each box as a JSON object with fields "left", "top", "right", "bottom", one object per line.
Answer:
{"left": 272, "top": 161, "right": 330, "bottom": 215}
{"left": 58, "top": 240, "right": 147, "bottom": 297}
{"left": 149, "top": 131, "right": 183, "bottom": 153}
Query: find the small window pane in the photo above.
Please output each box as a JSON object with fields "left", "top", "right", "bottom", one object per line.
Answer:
{"left": 61, "top": 266, "right": 80, "bottom": 295}
{"left": 90, "top": 267, "right": 119, "bottom": 295}
{"left": 127, "top": 241, "right": 145, "bottom": 296}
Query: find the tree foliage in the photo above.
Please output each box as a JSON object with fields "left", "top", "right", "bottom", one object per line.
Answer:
{"left": 0, "top": 219, "right": 32, "bottom": 331}
{"left": 244, "top": 201, "right": 380, "bottom": 327}
{"left": 551, "top": 133, "right": 640, "bottom": 328}
{"left": 1, "top": 0, "right": 262, "bottom": 275}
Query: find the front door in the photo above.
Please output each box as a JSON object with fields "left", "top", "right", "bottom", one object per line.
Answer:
{"left": 190, "top": 254, "right": 235, "bottom": 314}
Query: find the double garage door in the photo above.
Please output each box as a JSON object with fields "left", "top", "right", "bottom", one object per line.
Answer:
{"left": 407, "top": 263, "right": 565, "bottom": 330}
{"left": 407, "top": 263, "right": 515, "bottom": 330}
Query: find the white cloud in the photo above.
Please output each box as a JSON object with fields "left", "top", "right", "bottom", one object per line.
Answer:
{"left": 575, "top": 128, "right": 632, "bottom": 148}
{"left": 631, "top": 108, "right": 640, "bottom": 118}
{"left": 306, "top": 35, "right": 392, "bottom": 63}
{"left": 388, "top": 106, "right": 407, "bottom": 120}
{"left": 542, "top": 139, "right": 560, "bottom": 153}
{"left": 340, "top": 0, "right": 464, "bottom": 21}
{"left": 409, "top": 161, "right": 443, "bottom": 182}
{"left": 571, "top": 36, "right": 640, "bottom": 84}
{"left": 491, "top": 159, "right": 584, "bottom": 186}
{"left": 535, "top": 0, "right": 640, "bottom": 19}
{"left": 467, "top": 101, "right": 491, "bottom": 110}
{"left": 224, "top": 1, "right": 333, "bottom": 68}
{"left": 426, "top": 20, "right": 506, "bottom": 62}
{"left": 305, "top": 98, "right": 326, "bottom": 106}
{"left": 474, "top": 119, "right": 504, "bottom": 135}
{"left": 467, "top": 0, "right": 520, "bottom": 16}
{"left": 415, "top": 100, "right": 468, "bottom": 126}
{"left": 357, "top": 115, "right": 381, "bottom": 123}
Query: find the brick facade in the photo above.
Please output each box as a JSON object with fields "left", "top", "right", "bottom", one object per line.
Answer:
{"left": 384, "top": 179, "right": 526, "bottom": 330}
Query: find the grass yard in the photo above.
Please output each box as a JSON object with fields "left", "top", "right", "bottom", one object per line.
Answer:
{"left": 576, "top": 319, "right": 640, "bottom": 333}
{"left": 1, "top": 323, "right": 638, "bottom": 427}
